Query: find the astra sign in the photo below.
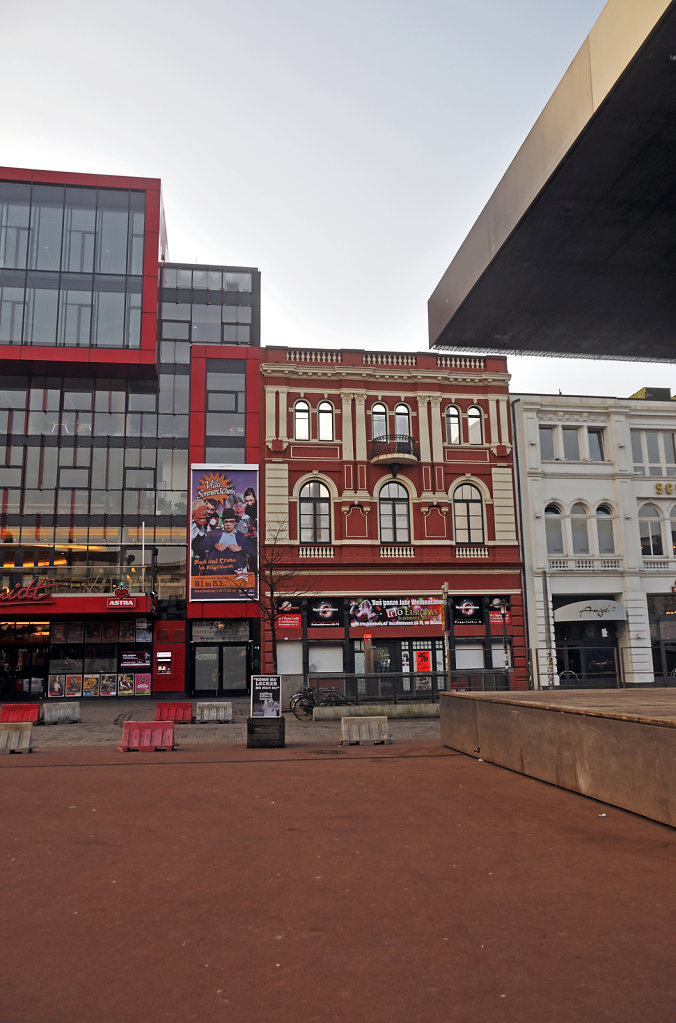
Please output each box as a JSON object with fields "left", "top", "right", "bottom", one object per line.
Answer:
{"left": 106, "top": 587, "right": 137, "bottom": 609}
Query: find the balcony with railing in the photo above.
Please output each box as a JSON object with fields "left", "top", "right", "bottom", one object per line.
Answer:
{"left": 369, "top": 434, "right": 419, "bottom": 466}
{"left": 549, "top": 556, "right": 623, "bottom": 572}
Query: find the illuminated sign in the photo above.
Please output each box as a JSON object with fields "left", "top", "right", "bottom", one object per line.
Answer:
{"left": 0, "top": 578, "right": 53, "bottom": 605}
{"left": 106, "top": 586, "right": 137, "bottom": 609}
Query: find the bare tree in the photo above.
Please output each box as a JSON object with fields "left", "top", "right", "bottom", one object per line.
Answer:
{"left": 234, "top": 518, "right": 314, "bottom": 672}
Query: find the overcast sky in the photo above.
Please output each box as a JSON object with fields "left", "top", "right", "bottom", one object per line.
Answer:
{"left": 3, "top": 0, "right": 670, "bottom": 398}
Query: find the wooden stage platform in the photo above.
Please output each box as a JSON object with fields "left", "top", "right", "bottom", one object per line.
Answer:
{"left": 440, "top": 689, "right": 676, "bottom": 827}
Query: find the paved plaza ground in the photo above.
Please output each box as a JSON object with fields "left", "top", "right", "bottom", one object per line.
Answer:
{"left": 0, "top": 705, "right": 674, "bottom": 1022}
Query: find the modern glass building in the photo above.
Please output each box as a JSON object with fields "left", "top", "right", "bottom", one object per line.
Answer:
{"left": 0, "top": 167, "right": 261, "bottom": 701}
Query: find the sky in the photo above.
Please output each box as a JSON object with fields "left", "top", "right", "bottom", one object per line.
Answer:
{"left": 3, "top": 0, "right": 671, "bottom": 398}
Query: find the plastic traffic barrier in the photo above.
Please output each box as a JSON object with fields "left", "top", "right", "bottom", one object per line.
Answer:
{"left": 0, "top": 704, "right": 40, "bottom": 724}
{"left": 0, "top": 722, "right": 33, "bottom": 753}
{"left": 155, "top": 702, "right": 193, "bottom": 723}
{"left": 194, "top": 702, "right": 233, "bottom": 723}
{"left": 340, "top": 715, "right": 390, "bottom": 745}
{"left": 118, "top": 721, "right": 175, "bottom": 752}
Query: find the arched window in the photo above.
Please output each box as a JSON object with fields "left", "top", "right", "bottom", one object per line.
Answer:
{"left": 395, "top": 403, "right": 410, "bottom": 437}
{"left": 467, "top": 405, "right": 483, "bottom": 444}
{"left": 639, "top": 504, "right": 663, "bottom": 556}
{"left": 379, "top": 481, "right": 410, "bottom": 544}
{"left": 317, "top": 401, "right": 333, "bottom": 441}
{"left": 596, "top": 504, "right": 615, "bottom": 554}
{"left": 372, "top": 402, "right": 387, "bottom": 440}
{"left": 545, "top": 504, "right": 564, "bottom": 555}
{"left": 445, "top": 406, "right": 461, "bottom": 445}
{"left": 294, "top": 400, "right": 310, "bottom": 440}
{"left": 453, "top": 483, "right": 484, "bottom": 544}
{"left": 299, "top": 481, "right": 331, "bottom": 543}
{"left": 571, "top": 502, "right": 590, "bottom": 554}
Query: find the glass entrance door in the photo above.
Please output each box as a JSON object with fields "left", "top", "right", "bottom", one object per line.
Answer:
{"left": 0, "top": 645, "right": 49, "bottom": 699}
{"left": 192, "top": 643, "right": 250, "bottom": 695}
{"left": 194, "top": 645, "right": 220, "bottom": 693}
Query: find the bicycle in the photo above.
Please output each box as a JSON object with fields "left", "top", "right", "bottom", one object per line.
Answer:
{"left": 289, "top": 686, "right": 355, "bottom": 721}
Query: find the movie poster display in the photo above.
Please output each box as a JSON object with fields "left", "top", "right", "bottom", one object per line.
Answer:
{"left": 349, "top": 597, "right": 443, "bottom": 627}
{"left": 118, "top": 673, "right": 135, "bottom": 695}
{"left": 48, "top": 674, "right": 65, "bottom": 698}
{"left": 83, "top": 674, "right": 99, "bottom": 697}
{"left": 51, "top": 622, "right": 67, "bottom": 644}
{"left": 65, "top": 674, "right": 83, "bottom": 697}
{"left": 190, "top": 465, "right": 259, "bottom": 602}
{"left": 100, "top": 673, "right": 117, "bottom": 696}
{"left": 135, "top": 674, "right": 151, "bottom": 695}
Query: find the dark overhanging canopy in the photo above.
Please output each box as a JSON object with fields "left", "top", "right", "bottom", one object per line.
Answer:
{"left": 428, "top": 0, "right": 676, "bottom": 362}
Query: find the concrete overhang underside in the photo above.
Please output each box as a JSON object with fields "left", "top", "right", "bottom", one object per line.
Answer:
{"left": 428, "top": 0, "right": 676, "bottom": 362}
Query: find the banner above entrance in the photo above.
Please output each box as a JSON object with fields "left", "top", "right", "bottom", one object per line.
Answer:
{"left": 554, "top": 600, "right": 627, "bottom": 623}
{"left": 349, "top": 597, "right": 443, "bottom": 627}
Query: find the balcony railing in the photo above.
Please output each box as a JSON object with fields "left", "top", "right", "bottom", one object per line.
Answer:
{"left": 549, "top": 557, "right": 622, "bottom": 572}
{"left": 379, "top": 546, "right": 415, "bottom": 558}
{"left": 298, "top": 545, "right": 335, "bottom": 558}
{"left": 455, "top": 546, "right": 490, "bottom": 559}
{"left": 369, "top": 434, "right": 419, "bottom": 465}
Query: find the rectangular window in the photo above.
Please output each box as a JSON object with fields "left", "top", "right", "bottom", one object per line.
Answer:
{"left": 29, "top": 186, "right": 64, "bottom": 271}
{"left": 539, "top": 426, "right": 555, "bottom": 459}
{"left": 562, "top": 428, "right": 580, "bottom": 460}
{"left": 0, "top": 277, "right": 25, "bottom": 343}
{"left": 62, "top": 189, "right": 96, "bottom": 272}
{"left": 0, "top": 181, "right": 30, "bottom": 268}
{"left": 587, "top": 429, "right": 604, "bottom": 461}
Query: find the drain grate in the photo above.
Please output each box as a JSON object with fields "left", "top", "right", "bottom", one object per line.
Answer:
{"left": 310, "top": 748, "right": 347, "bottom": 756}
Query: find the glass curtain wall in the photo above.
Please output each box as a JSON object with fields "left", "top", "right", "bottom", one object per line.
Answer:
{"left": 0, "top": 181, "right": 145, "bottom": 348}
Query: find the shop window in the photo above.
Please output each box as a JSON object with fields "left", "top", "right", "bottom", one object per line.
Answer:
{"left": 294, "top": 400, "right": 310, "bottom": 440}
{"left": 639, "top": 504, "right": 663, "bottom": 556}
{"left": 445, "top": 406, "right": 460, "bottom": 445}
{"left": 299, "top": 480, "right": 331, "bottom": 543}
{"left": 318, "top": 401, "right": 334, "bottom": 441}
{"left": 671, "top": 510, "right": 676, "bottom": 557}
{"left": 379, "top": 481, "right": 410, "bottom": 544}
{"left": 545, "top": 504, "right": 564, "bottom": 554}
{"left": 372, "top": 402, "right": 387, "bottom": 440}
{"left": 570, "top": 502, "right": 590, "bottom": 554}
{"left": 452, "top": 483, "right": 484, "bottom": 544}
{"left": 596, "top": 504, "right": 615, "bottom": 554}
{"left": 467, "top": 406, "right": 483, "bottom": 445}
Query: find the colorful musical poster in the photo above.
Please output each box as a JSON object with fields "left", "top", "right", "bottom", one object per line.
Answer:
{"left": 189, "top": 465, "right": 258, "bottom": 602}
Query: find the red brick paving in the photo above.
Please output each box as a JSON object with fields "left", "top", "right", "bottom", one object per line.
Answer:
{"left": 1, "top": 741, "right": 674, "bottom": 1023}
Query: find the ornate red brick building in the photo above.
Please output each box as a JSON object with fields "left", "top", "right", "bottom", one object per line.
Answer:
{"left": 260, "top": 346, "right": 527, "bottom": 693}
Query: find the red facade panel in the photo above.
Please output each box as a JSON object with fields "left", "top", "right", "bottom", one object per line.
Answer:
{"left": 259, "top": 347, "right": 527, "bottom": 689}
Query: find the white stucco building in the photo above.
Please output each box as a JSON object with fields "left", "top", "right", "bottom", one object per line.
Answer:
{"left": 512, "top": 388, "right": 676, "bottom": 688}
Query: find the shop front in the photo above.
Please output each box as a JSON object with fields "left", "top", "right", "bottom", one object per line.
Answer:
{"left": 189, "top": 619, "right": 259, "bottom": 696}
{"left": 273, "top": 594, "right": 518, "bottom": 696}
{"left": 0, "top": 581, "right": 161, "bottom": 699}
{"left": 647, "top": 594, "right": 676, "bottom": 682}
{"left": 553, "top": 597, "right": 626, "bottom": 688}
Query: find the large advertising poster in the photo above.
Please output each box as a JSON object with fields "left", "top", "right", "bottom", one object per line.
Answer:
{"left": 190, "top": 465, "right": 259, "bottom": 602}
{"left": 349, "top": 597, "right": 443, "bottom": 627}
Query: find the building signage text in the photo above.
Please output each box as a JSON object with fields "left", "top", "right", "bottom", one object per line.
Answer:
{"left": 0, "top": 578, "right": 53, "bottom": 605}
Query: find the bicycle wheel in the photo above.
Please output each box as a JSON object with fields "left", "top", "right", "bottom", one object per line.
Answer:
{"left": 292, "top": 695, "right": 314, "bottom": 721}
